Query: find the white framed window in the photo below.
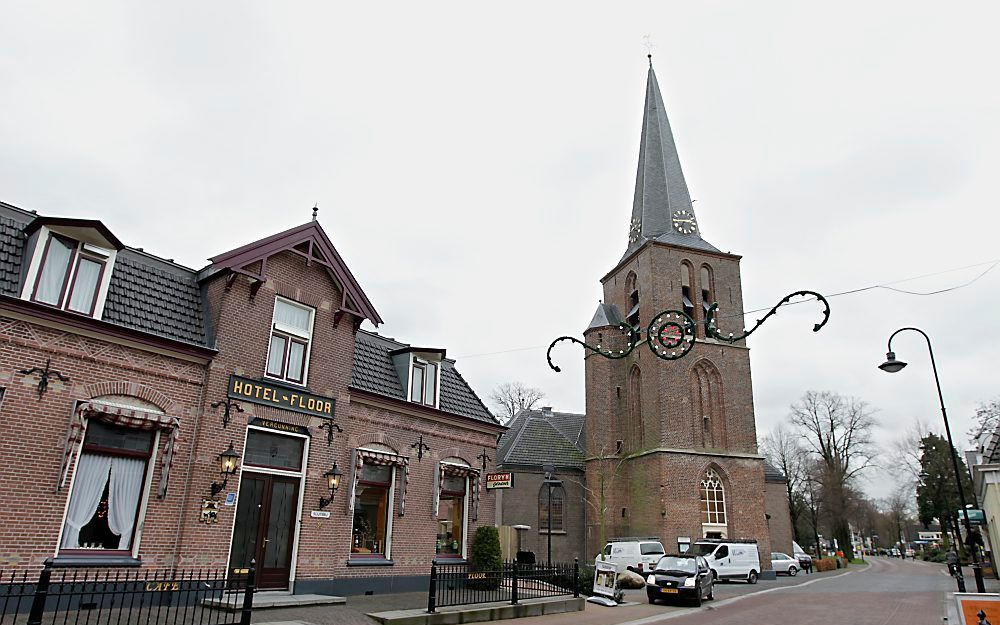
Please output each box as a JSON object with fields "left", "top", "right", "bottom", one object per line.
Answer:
{"left": 265, "top": 297, "right": 314, "bottom": 385}
{"left": 59, "top": 421, "right": 156, "bottom": 554}
{"left": 410, "top": 359, "right": 438, "bottom": 407}
{"left": 699, "top": 468, "right": 727, "bottom": 527}
{"left": 31, "top": 234, "right": 110, "bottom": 316}
{"left": 351, "top": 445, "right": 399, "bottom": 561}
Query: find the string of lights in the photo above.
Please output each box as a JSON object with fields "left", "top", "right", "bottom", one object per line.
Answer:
{"left": 453, "top": 258, "right": 1000, "bottom": 360}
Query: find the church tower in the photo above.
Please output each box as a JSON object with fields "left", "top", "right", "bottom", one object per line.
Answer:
{"left": 584, "top": 61, "right": 770, "bottom": 564}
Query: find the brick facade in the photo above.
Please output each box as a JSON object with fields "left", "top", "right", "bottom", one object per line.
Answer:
{"left": 765, "top": 479, "right": 794, "bottom": 555}
{"left": 497, "top": 468, "right": 587, "bottom": 563}
{"left": 584, "top": 241, "right": 772, "bottom": 569}
{"left": 0, "top": 211, "right": 500, "bottom": 597}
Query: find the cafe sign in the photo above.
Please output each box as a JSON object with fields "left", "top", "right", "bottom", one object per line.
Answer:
{"left": 228, "top": 375, "right": 335, "bottom": 419}
{"left": 485, "top": 472, "right": 513, "bottom": 489}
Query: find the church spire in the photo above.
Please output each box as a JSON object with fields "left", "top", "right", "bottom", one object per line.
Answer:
{"left": 626, "top": 62, "right": 719, "bottom": 256}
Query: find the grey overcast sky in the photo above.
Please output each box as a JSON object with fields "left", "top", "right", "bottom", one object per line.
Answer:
{"left": 3, "top": 2, "right": 998, "bottom": 497}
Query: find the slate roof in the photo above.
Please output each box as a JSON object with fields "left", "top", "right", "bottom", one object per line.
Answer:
{"left": 764, "top": 462, "right": 787, "bottom": 483}
{"left": 103, "top": 250, "right": 206, "bottom": 345}
{"left": 351, "top": 330, "right": 498, "bottom": 426}
{"left": 0, "top": 209, "right": 29, "bottom": 297}
{"left": 498, "top": 408, "right": 586, "bottom": 470}
{"left": 622, "top": 64, "right": 722, "bottom": 262}
{"left": 586, "top": 302, "right": 623, "bottom": 331}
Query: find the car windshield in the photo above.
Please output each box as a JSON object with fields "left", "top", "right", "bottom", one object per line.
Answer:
{"left": 655, "top": 556, "right": 697, "bottom": 573}
{"left": 691, "top": 543, "right": 717, "bottom": 557}
{"left": 640, "top": 543, "right": 665, "bottom": 555}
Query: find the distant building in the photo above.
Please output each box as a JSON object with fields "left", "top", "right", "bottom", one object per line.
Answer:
{"left": 764, "top": 464, "right": 793, "bottom": 554}
{"left": 496, "top": 407, "right": 587, "bottom": 563}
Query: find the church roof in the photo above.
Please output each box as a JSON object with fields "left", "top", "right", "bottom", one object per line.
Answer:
{"left": 498, "top": 408, "right": 586, "bottom": 470}
{"left": 586, "top": 301, "right": 622, "bottom": 331}
{"left": 623, "top": 61, "right": 720, "bottom": 260}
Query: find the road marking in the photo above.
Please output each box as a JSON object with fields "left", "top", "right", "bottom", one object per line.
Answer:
{"left": 613, "top": 566, "right": 867, "bottom": 625}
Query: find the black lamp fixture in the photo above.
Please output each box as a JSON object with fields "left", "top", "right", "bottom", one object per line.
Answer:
{"left": 210, "top": 442, "right": 241, "bottom": 498}
{"left": 878, "top": 351, "right": 907, "bottom": 373}
{"left": 318, "top": 463, "right": 344, "bottom": 509}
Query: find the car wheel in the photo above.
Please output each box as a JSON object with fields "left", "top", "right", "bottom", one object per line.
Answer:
{"left": 693, "top": 592, "right": 702, "bottom": 608}
{"left": 648, "top": 596, "right": 657, "bottom": 605}
{"left": 788, "top": 566, "right": 798, "bottom": 576}
{"left": 748, "top": 570, "right": 758, "bottom": 584}
{"left": 707, "top": 586, "right": 714, "bottom": 600}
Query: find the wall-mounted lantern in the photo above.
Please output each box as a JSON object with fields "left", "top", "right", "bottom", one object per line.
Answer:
{"left": 210, "top": 442, "right": 241, "bottom": 498}
{"left": 318, "top": 463, "right": 344, "bottom": 509}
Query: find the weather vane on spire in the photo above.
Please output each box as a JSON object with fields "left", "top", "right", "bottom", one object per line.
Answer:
{"left": 643, "top": 34, "right": 654, "bottom": 65}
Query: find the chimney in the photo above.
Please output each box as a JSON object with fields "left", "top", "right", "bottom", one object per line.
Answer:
{"left": 541, "top": 406, "right": 553, "bottom": 418}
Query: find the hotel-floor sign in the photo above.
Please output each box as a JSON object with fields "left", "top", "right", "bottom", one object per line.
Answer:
{"left": 485, "top": 472, "right": 513, "bottom": 489}
{"left": 228, "top": 375, "right": 335, "bottom": 418}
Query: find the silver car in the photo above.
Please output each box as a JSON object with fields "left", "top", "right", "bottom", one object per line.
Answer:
{"left": 770, "top": 552, "right": 799, "bottom": 576}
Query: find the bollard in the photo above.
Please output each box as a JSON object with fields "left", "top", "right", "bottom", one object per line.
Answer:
{"left": 573, "top": 558, "right": 579, "bottom": 598}
{"left": 427, "top": 561, "right": 437, "bottom": 613}
{"left": 240, "top": 560, "right": 256, "bottom": 625}
{"left": 27, "top": 559, "right": 54, "bottom": 625}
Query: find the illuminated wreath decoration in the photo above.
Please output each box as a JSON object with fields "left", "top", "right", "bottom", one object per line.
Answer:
{"left": 546, "top": 290, "right": 830, "bottom": 372}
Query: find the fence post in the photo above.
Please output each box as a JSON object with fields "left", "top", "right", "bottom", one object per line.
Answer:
{"left": 573, "top": 558, "right": 579, "bottom": 598}
{"left": 427, "top": 561, "right": 437, "bottom": 613}
{"left": 27, "top": 559, "right": 53, "bottom": 625}
{"left": 510, "top": 560, "right": 518, "bottom": 605}
{"left": 240, "top": 560, "right": 256, "bottom": 625}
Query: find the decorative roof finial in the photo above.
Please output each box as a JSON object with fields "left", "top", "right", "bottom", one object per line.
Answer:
{"left": 643, "top": 34, "right": 654, "bottom": 67}
{"left": 312, "top": 203, "right": 319, "bottom": 221}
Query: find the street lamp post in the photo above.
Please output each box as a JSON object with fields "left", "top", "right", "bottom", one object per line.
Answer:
{"left": 542, "top": 464, "right": 562, "bottom": 566}
{"left": 879, "top": 326, "right": 985, "bottom": 593}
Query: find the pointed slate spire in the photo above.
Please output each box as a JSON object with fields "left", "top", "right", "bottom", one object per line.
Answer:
{"left": 625, "top": 60, "right": 719, "bottom": 256}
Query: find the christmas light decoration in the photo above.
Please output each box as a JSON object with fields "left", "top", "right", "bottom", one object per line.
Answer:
{"left": 546, "top": 290, "right": 830, "bottom": 372}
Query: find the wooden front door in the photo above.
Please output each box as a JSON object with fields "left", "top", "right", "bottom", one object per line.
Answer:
{"left": 229, "top": 473, "right": 300, "bottom": 589}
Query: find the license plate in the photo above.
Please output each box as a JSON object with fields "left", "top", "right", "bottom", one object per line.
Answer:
{"left": 660, "top": 588, "right": 678, "bottom": 594}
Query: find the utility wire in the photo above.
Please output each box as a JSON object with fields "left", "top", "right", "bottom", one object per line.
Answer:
{"left": 453, "top": 258, "right": 1000, "bottom": 360}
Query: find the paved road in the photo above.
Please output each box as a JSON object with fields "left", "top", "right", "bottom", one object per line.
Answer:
{"left": 661, "top": 556, "right": 951, "bottom": 625}
{"left": 252, "top": 557, "right": 956, "bottom": 625}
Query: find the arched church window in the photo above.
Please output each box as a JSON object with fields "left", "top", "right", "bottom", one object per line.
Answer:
{"left": 699, "top": 468, "right": 727, "bottom": 527}
{"left": 625, "top": 272, "right": 639, "bottom": 327}
{"left": 539, "top": 484, "right": 565, "bottom": 531}
{"left": 681, "top": 263, "right": 695, "bottom": 322}
{"left": 700, "top": 265, "right": 714, "bottom": 335}
{"left": 628, "top": 365, "right": 643, "bottom": 450}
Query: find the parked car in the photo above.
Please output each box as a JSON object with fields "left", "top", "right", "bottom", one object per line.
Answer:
{"left": 770, "top": 552, "right": 799, "bottom": 576}
{"left": 692, "top": 540, "right": 762, "bottom": 584}
{"left": 792, "top": 541, "right": 812, "bottom": 569}
{"left": 646, "top": 554, "right": 715, "bottom": 607}
{"left": 596, "top": 537, "right": 666, "bottom": 573}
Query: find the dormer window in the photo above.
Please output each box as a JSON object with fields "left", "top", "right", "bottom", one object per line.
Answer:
{"left": 265, "top": 297, "right": 314, "bottom": 385}
{"left": 410, "top": 359, "right": 438, "bottom": 407}
{"left": 32, "top": 235, "right": 108, "bottom": 316}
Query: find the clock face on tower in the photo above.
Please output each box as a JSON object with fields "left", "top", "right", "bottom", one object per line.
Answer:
{"left": 672, "top": 209, "right": 698, "bottom": 235}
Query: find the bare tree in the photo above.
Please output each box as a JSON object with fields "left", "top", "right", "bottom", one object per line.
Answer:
{"left": 789, "top": 390, "right": 877, "bottom": 560}
{"left": 968, "top": 397, "right": 1000, "bottom": 443}
{"left": 488, "top": 382, "right": 545, "bottom": 424}
{"left": 888, "top": 417, "right": 932, "bottom": 484}
{"left": 760, "top": 424, "right": 806, "bottom": 542}
{"left": 563, "top": 442, "right": 627, "bottom": 562}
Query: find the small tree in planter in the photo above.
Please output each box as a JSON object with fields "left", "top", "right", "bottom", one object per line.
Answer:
{"left": 469, "top": 526, "right": 503, "bottom": 590}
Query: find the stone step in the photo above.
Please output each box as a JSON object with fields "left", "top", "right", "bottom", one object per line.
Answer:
{"left": 202, "top": 592, "right": 346, "bottom": 611}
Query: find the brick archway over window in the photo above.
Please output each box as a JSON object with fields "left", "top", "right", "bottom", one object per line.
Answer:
{"left": 82, "top": 381, "right": 176, "bottom": 413}
{"left": 352, "top": 432, "right": 402, "bottom": 454}
{"left": 688, "top": 359, "right": 727, "bottom": 449}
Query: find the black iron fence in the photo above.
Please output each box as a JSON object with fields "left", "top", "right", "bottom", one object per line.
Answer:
{"left": 427, "top": 559, "right": 578, "bottom": 613}
{"left": 0, "top": 560, "right": 256, "bottom": 625}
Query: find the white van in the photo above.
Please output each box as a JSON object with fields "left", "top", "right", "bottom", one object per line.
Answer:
{"left": 692, "top": 540, "right": 762, "bottom": 583}
{"left": 595, "top": 537, "right": 666, "bottom": 573}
